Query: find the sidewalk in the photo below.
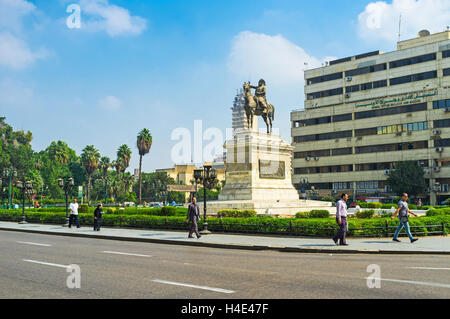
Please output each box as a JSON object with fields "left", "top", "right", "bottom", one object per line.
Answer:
{"left": 1, "top": 221, "right": 449, "bottom": 254}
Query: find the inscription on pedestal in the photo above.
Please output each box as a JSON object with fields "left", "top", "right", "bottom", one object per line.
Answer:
{"left": 259, "top": 160, "right": 285, "bottom": 179}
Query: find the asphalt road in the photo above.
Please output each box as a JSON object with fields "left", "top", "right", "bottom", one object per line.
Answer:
{"left": 1, "top": 230, "right": 450, "bottom": 299}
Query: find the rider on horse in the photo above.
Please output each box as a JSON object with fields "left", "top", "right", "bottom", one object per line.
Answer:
{"left": 250, "top": 79, "right": 268, "bottom": 112}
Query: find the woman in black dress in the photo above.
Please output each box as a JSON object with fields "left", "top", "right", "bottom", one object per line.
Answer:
{"left": 94, "top": 204, "right": 104, "bottom": 231}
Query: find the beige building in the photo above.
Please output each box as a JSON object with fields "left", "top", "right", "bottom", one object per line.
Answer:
{"left": 291, "top": 30, "right": 450, "bottom": 205}
{"left": 156, "top": 163, "right": 225, "bottom": 186}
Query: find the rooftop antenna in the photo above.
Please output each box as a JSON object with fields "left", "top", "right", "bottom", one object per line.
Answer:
{"left": 397, "top": 14, "right": 402, "bottom": 42}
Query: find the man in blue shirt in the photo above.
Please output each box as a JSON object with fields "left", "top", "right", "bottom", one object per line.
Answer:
{"left": 391, "top": 193, "right": 419, "bottom": 243}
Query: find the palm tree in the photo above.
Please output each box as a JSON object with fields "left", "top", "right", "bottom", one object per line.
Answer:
{"left": 47, "top": 141, "right": 71, "bottom": 164}
{"left": 136, "top": 128, "right": 152, "bottom": 204}
{"left": 99, "top": 156, "right": 111, "bottom": 202}
{"left": 117, "top": 144, "right": 132, "bottom": 174}
{"left": 81, "top": 145, "right": 101, "bottom": 205}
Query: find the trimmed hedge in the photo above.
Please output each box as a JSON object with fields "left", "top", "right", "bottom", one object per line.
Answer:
{"left": 309, "top": 210, "right": 330, "bottom": 218}
{"left": 295, "top": 211, "right": 310, "bottom": 219}
{"left": 217, "top": 209, "right": 257, "bottom": 218}
{"left": 427, "top": 208, "right": 450, "bottom": 217}
{"left": 355, "top": 209, "right": 375, "bottom": 219}
{"left": 0, "top": 210, "right": 448, "bottom": 237}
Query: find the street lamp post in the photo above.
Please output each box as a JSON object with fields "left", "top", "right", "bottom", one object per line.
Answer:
{"left": 3, "top": 168, "right": 17, "bottom": 209}
{"left": 194, "top": 165, "right": 218, "bottom": 235}
{"left": 58, "top": 178, "right": 75, "bottom": 226}
{"left": 16, "top": 180, "right": 33, "bottom": 224}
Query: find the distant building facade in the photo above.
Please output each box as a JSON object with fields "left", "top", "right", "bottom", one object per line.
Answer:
{"left": 291, "top": 30, "right": 450, "bottom": 205}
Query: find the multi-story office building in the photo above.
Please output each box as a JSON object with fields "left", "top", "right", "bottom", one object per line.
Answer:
{"left": 291, "top": 30, "right": 450, "bottom": 205}
{"left": 231, "top": 88, "right": 248, "bottom": 131}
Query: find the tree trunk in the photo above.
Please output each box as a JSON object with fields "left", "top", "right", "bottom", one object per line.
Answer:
{"left": 139, "top": 155, "right": 143, "bottom": 204}
{"left": 88, "top": 175, "right": 91, "bottom": 205}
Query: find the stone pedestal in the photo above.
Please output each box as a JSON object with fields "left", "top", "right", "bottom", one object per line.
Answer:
{"left": 197, "top": 129, "right": 335, "bottom": 216}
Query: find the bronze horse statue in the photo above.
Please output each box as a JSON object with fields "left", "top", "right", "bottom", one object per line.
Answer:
{"left": 243, "top": 81, "right": 275, "bottom": 134}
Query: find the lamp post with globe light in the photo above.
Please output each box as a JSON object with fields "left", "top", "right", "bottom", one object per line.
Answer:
{"left": 193, "top": 165, "right": 218, "bottom": 235}
{"left": 58, "top": 178, "right": 75, "bottom": 226}
{"left": 16, "top": 180, "right": 33, "bottom": 224}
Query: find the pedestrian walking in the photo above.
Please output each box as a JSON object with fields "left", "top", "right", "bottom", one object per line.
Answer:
{"left": 68, "top": 198, "right": 80, "bottom": 228}
{"left": 417, "top": 198, "right": 423, "bottom": 208}
{"left": 94, "top": 204, "right": 103, "bottom": 231}
{"left": 333, "top": 193, "right": 349, "bottom": 246}
{"left": 186, "top": 197, "right": 201, "bottom": 239}
{"left": 391, "top": 193, "right": 419, "bottom": 243}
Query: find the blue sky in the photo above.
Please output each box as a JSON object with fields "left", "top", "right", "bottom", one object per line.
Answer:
{"left": 1, "top": 0, "right": 449, "bottom": 172}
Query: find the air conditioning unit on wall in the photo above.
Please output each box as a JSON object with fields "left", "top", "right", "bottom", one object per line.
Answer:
{"left": 345, "top": 76, "right": 352, "bottom": 82}
{"left": 345, "top": 93, "right": 351, "bottom": 98}
{"left": 436, "top": 147, "right": 444, "bottom": 153}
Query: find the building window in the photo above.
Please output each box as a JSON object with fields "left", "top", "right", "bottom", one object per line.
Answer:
{"left": 442, "top": 184, "right": 449, "bottom": 193}
{"left": 306, "top": 72, "right": 343, "bottom": 85}
{"left": 444, "top": 68, "right": 450, "bottom": 76}
{"left": 434, "top": 119, "right": 450, "bottom": 128}
{"left": 361, "top": 82, "right": 373, "bottom": 90}
{"left": 390, "top": 70, "right": 437, "bottom": 86}
{"left": 356, "top": 181, "right": 379, "bottom": 190}
{"left": 307, "top": 87, "right": 343, "bottom": 100}
{"left": 373, "top": 79, "right": 387, "bottom": 89}
{"left": 433, "top": 99, "right": 450, "bottom": 109}
{"left": 435, "top": 138, "right": 450, "bottom": 148}
{"left": 333, "top": 113, "right": 352, "bottom": 122}
{"left": 443, "top": 50, "right": 450, "bottom": 59}
{"left": 294, "top": 130, "right": 352, "bottom": 143}
{"left": 355, "top": 102, "right": 427, "bottom": 120}
{"left": 332, "top": 147, "right": 353, "bottom": 156}
{"left": 389, "top": 53, "right": 436, "bottom": 69}
{"left": 346, "top": 85, "right": 360, "bottom": 93}
{"left": 345, "top": 63, "right": 387, "bottom": 77}
{"left": 355, "top": 141, "right": 428, "bottom": 154}
{"left": 374, "top": 121, "right": 427, "bottom": 135}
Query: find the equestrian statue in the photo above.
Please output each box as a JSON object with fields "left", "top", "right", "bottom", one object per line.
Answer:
{"left": 243, "top": 79, "right": 275, "bottom": 134}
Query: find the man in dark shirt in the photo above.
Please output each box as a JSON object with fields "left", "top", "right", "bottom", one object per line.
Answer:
{"left": 186, "top": 197, "right": 201, "bottom": 239}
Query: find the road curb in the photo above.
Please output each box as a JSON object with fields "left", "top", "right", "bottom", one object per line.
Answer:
{"left": 1, "top": 226, "right": 449, "bottom": 255}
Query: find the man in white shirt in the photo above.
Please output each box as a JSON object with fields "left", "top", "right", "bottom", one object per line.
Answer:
{"left": 68, "top": 199, "right": 80, "bottom": 228}
{"left": 333, "top": 193, "right": 349, "bottom": 246}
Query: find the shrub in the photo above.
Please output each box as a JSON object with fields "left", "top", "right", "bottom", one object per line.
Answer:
{"left": 426, "top": 208, "right": 450, "bottom": 217}
{"left": 381, "top": 203, "right": 397, "bottom": 209}
{"left": 79, "top": 204, "right": 89, "bottom": 213}
{"left": 320, "top": 196, "right": 335, "bottom": 203}
{"left": 309, "top": 210, "right": 330, "bottom": 218}
{"left": 360, "top": 202, "right": 382, "bottom": 209}
{"left": 355, "top": 209, "right": 375, "bottom": 219}
{"left": 295, "top": 211, "right": 310, "bottom": 219}
{"left": 445, "top": 198, "right": 450, "bottom": 205}
{"left": 217, "top": 209, "right": 257, "bottom": 218}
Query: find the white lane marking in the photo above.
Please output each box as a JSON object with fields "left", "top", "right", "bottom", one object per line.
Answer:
{"left": 152, "top": 279, "right": 235, "bottom": 294}
{"left": 102, "top": 251, "right": 151, "bottom": 257}
{"left": 17, "top": 241, "right": 52, "bottom": 247}
{"left": 23, "top": 259, "right": 70, "bottom": 269}
{"left": 407, "top": 267, "right": 450, "bottom": 270}
{"left": 376, "top": 278, "right": 450, "bottom": 289}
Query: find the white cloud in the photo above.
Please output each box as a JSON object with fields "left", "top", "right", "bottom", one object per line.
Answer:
{"left": 98, "top": 95, "right": 122, "bottom": 111}
{"left": 358, "top": 0, "right": 450, "bottom": 43}
{"left": 0, "top": 32, "right": 48, "bottom": 69}
{"left": 0, "top": 0, "right": 36, "bottom": 32}
{"left": 80, "top": 0, "right": 147, "bottom": 37}
{"left": 227, "top": 31, "right": 333, "bottom": 91}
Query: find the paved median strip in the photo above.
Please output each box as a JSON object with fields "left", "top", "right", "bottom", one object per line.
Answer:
{"left": 23, "top": 259, "right": 70, "bottom": 269}
{"left": 17, "top": 241, "right": 52, "bottom": 247}
{"left": 152, "top": 279, "right": 235, "bottom": 294}
{"left": 102, "top": 251, "right": 151, "bottom": 257}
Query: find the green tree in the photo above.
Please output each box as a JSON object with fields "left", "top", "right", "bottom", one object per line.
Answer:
{"left": 81, "top": 145, "right": 101, "bottom": 204}
{"left": 136, "top": 128, "right": 152, "bottom": 204}
{"left": 117, "top": 144, "right": 132, "bottom": 174}
{"left": 387, "top": 161, "right": 427, "bottom": 198}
